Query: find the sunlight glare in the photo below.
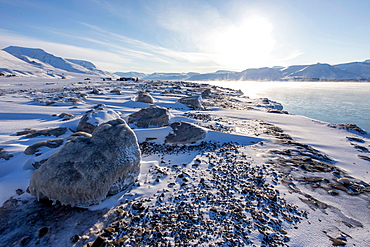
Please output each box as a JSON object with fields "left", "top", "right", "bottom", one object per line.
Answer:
{"left": 208, "top": 15, "right": 276, "bottom": 70}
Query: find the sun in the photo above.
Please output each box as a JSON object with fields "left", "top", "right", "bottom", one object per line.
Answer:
{"left": 208, "top": 15, "right": 276, "bottom": 70}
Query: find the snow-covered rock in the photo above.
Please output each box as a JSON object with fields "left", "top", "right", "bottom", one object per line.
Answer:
{"left": 28, "top": 119, "right": 141, "bottom": 207}
{"left": 178, "top": 95, "right": 204, "bottom": 110}
{"left": 128, "top": 105, "right": 170, "bottom": 128}
{"left": 136, "top": 91, "right": 155, "bottom": 104}
{"left": 77, "top": 105, "right": 122, "bottom": 134}
{"left": 165, "top": 121, "right": 206, "bottom": 144}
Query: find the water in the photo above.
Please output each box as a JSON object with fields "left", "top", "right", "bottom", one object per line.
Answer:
{"left": 200, "top": 81, "right": 370, "bottom": 133}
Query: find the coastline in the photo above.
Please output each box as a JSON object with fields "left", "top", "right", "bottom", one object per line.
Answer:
{"left": 0, "top": 78, "right": 369, "bottom": 246}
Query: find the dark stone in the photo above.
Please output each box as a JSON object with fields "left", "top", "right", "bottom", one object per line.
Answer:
{"left": 70, "top": 234, "right": 80, "bottom": 243}
{"left": 91, "top": 236, "right": 106, "bottom": 247}
{"left": 37, "top": 227, "right": 49, "bottom": 238}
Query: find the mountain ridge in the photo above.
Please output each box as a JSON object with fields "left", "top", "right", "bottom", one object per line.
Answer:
{"left": 2, "top": 45, "right": 370, "bottom": 81}
{"left": 1, "top": 46, "right": 115, "bottom": 78}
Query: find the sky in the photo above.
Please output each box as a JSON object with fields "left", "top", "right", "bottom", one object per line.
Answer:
{"left": 1, "top": 0, "right": 370, "bottom": 73}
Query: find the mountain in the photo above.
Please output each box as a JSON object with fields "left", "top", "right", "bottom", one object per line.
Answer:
{"left": 333, "top": 62, "right": 370, "bottom": 79}
{"left": 4, "top": 46, "right": 90, "bottom": 74}
{"left": 284, "top": 63, "right": 357, "bottom": 80}
{"left": 142, "top": 72, "right": 200, "bottom": 81}
{"left": 0, "top": 50, "right": 69, "bottom": 78}
{"left": 66, "top": 59, "right": 97, "bottom": 70}
{"left": 1, "top": 46, "right": 114, "bottom": 78}
{"left": 239, "top": 67, "right": 283, "bottom": 81}
{"left": 3, "top": 45, "right": 370, "bottom": 81}
{"left": 114, "top": 72, "right": 147, "bottom": 79}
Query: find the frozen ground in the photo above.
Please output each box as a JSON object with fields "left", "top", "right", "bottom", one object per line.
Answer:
{"left": 0, "top": 76, "right": 369, "bottom": 246}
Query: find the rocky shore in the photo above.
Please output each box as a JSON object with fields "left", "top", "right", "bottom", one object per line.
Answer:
{"left": 0, "top": 79, "right": 369, "bottom": 246}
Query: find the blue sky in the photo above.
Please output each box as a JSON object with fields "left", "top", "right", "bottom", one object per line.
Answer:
{"left": 1, "top": 0, "right": 370, "bottom": 73}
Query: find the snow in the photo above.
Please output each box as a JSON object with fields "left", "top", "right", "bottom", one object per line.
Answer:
{"left": 0, "top": 76, "right": 369, "bottom": 246}
{"left": 1, "top": 46, "right": 116, "bottom": 78}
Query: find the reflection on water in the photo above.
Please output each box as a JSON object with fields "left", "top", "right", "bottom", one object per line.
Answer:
{"left": 200, "top": 81, "right": 370, "bottom": 132}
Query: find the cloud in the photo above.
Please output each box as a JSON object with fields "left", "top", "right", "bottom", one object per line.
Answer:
{"left": 76, "top": 23, "right": 217, "bottom": 66}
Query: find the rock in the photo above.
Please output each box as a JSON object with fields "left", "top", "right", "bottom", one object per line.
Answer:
{"left": 165, "top": 121, "right": 206, "bottom": 145}
{"left": 24, "top": 139, "right": 64, "bottom": 155}
{"left": 338, "top": 178, "right": 351, "bottom": 186}
{"left": 328, "top": 190, "right": 339, "bottom": 196}
{"left": 68, "top": 131, "right": 92, "bottom": 140}
{"left": 110, "top": 88, "right": 122, "bottom": 95}
{"left": 19, "top": 236, "right": 31, "bottom": 246}
{"left": 136, "top": 91, "right": 154, "bottom": 104}
{"left": 0, "top": 148, "right": 13, "bottom": 160}
{"left": 91, "top": 236, "right": 106, "bottom": 247}
{"left": 70, "top": 235, "right": 80, "bottom": 243}
{"left": 201, "top": 88, "right": 212, "bottom": 98}
{"left": 330, "top": 237, "right": 346, "bottom": 246}
{"left": 328, "top": 123, "right": 367, "bottom": 135}
{"left": 37, "top": 227, "right": 49, "bottom": 238}
{"left": 66, "top": 97, "right": 83, "bottom": 104}
{"left": 77, "top": 106, "right": 121, "bottom": 134}
{"left": 16, "top": 129, "right": 36, "bottom": 136}
{"left": 58, "top": 112, "right": 74, "bottom": 118}
{"left": 25, "top": 127, "right": 67, "bottom": 138}
{"left": 178, "top": 96, "right": 204, "bottom": 110}
{"left": 28, "top": 119, "right": 141, "bottom": 207}
{"left": 91, "top": 88, "right": 105, "bottom": 95}
{"left": 45, "top": 100, "right": 56, "bottom": 106}
{"left": 127, "top": 105, "right": 170, "bottom": 128}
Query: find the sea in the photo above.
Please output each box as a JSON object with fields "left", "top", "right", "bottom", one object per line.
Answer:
{"left": 199, "top": 81, "right": 370, "bottom": 133}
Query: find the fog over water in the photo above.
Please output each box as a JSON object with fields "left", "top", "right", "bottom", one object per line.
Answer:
{"left": 201, "top": 81, "right": 370, "bottom": 133}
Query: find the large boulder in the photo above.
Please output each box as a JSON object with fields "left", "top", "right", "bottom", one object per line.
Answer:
{"left": 127, "top": 105, "right": 170, "bottom": 128}
{"left": 77, "top": 105, "right": 121, "bottom": 134}
{"left": 136, "top": 91, "right": 154, "bottom": 104}
{"left": 28, "top": 119, "right": 141, "bottom": 207}
{"left": 178, "top": 96, "right": 204, "bottom": 110}
{"left": 165, "top": 121, "right": 206, "bottom": 145}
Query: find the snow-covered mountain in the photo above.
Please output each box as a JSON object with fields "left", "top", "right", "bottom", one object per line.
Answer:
{"left": 333, "top": 62, "right": 370, "bottom": 79}
{"left": 143, "top": 72, "right": 200, "bottom": 81}
{"left": 0, "top": 50, "right": 69, "bottom": 78}
{"left": 3, "top": 45, "right": 370, "bottom": 81}
{"left": 1, "top": 46, "right": 114, "bottom": 78}
{"left": 283, "top": 63, "right": 357, "bottom": 80}
{"left": 239, "top": 67, "right": 283, "bottom": 81}
{"left": 115, "top": 60, "right": 370, "bottom": 82}
{"left": 114, "top": 71, "right": 147, "bottom": 79}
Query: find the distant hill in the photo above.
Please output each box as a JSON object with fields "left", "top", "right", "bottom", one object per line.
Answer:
{"left": 1, "top": 46, "right": 114, "bottom": 78}
{"left": 114, "top": 72, "right": 147, "bottom": 79}
{"left": 2, "top": 45, "right": 370, "bottom": 81}
{"left": 114, "top": 60, "right": 370, "bottom": 82}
